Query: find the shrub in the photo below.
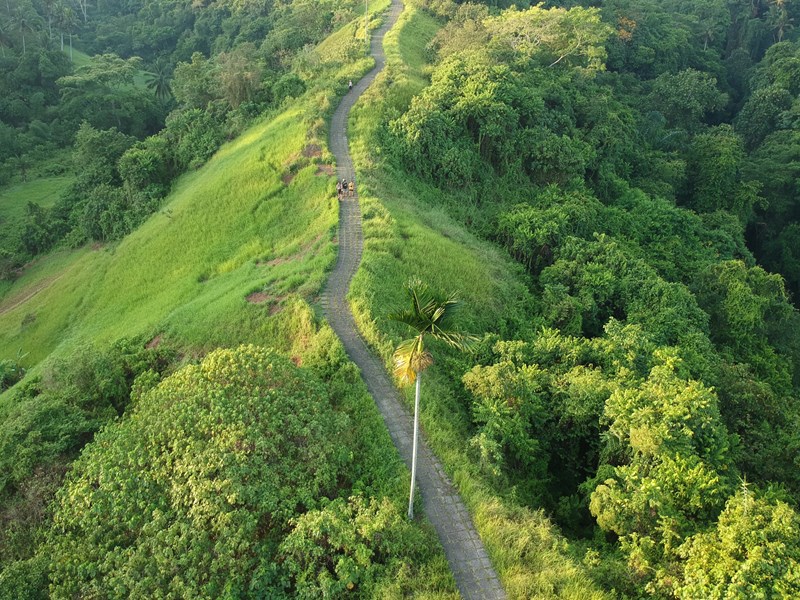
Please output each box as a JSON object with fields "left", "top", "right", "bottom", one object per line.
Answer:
{"left": 279, "top": 496, "right": 439, "bottom": 598}
{"left": 47, "top": 345, "right": 350, "bottom": 598}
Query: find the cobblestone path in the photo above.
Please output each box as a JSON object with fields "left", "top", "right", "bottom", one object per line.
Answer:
{"left": 321, "top": 2, "right": 507, "bottom": 598}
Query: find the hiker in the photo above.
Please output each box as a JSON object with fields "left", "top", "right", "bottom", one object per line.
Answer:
{"left": 348, "top": 179, "right": 355, "bottom": 197}
{"left": 348, "top": 80, "right": 353, "bottom": 92}
{"left": 341, "top": 179, "right": 348, "bottom": 198}
{"left": 336, "top": 179, "right": 343, "bottom": 200}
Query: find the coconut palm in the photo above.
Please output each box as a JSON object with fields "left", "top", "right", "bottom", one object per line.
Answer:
{"left": 390, "top": 279, "right": 474, "bottom": 519}
{"left": 0, "top": 20, "right": 11, "bottom": 58}
{"left": 54, "top": 0, "right": 76, "bottom": 57}
{"left": 12, "top": 6, "right": 40, "bottom": 55}
{"left": 144, "top": 59, "right": 172, "bottom": 101}
{"left": 768, "top": 0, "right": 794, "bottom": 42}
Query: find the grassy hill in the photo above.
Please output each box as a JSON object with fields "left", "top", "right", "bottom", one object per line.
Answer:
{"left": 0, "top": 108, "right": 335, "bottom": 367}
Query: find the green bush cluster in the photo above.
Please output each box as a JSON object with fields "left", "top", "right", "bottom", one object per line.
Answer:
{"left": 14, "top": 344, "right": 453, "bottom": 598}
{"left": 0, "top": 336, "right": 174, "bottom": 584}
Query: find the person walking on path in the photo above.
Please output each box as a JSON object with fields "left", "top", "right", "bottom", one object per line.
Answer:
{"left": 348, "top": 79, "right": 353, "bottom": 92}
{"left": 348, "top": 179, "right": 355, "bottom": 197}
{"left": 336, "top": 179, "right": 343, "bottom": 200}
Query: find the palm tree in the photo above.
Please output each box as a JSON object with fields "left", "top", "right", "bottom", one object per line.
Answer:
{"left": 144, "top": 59, "right": 172, "bottom": 101}
{"left": 54, "top": 0, "right": 75, "bottom": 55}
{"left": 390, "top": 280, "right": 474, "bottom": 519}
{"left": 0, "top": 20, "right": 11, "bottom": 58}
{"left": 12, "top": 7, "right": 40, "bottom": 55}
{"left": 768, "top": 0, "right": 794, "bottom": 42}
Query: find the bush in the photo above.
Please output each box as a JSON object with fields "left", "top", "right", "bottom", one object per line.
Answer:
{"left": 280, "top": 496, "right": 441, "bottom": 598}
{"left": 47, "top": 345, "right": 350, "bottom": 598}
{"left": 0, "top": 554, "right": 49, "bottom": 600}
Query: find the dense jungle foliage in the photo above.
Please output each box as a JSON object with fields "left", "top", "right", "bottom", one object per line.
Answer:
{"left": 379, "top": 0, "right": 800, "bottom": 596}
{"left": 1, "top": 0, "right": 800, "bottom": 597}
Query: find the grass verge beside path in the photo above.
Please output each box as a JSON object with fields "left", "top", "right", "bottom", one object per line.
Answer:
{"left": 347, "top": 4, "right": 613, "bottom": 599}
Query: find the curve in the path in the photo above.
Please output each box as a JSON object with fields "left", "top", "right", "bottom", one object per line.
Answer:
{"left": 322, "top": 3, "right": 507, "bottom": 599}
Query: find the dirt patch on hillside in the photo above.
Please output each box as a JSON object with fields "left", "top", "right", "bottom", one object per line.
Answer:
{"left": 302, "top": 144, "right": 322, "bottom": 158}
{"left": 146, "top": 334, "right": 162, "bottom": 349}
{"left": 282, "top": 172, "right": 295, "bottom": 185}
{"left": 316, "top": 164, "right": 335, "bottom": 176}
{"left": 246, "top": 292, "right": 270, "bottom": 304}
{"left": 0, "top": 273, "right": 64, "bottom": 317}
{"left": 246, "top": 292, "right": 287, "bottom": 315}
{"left": 257, "top": 234, "right": 325, "bottom": 268}
{"left": 263, "top": 256, "right": 289, "bottom": 267}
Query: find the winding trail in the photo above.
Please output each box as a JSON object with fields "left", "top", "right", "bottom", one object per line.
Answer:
{"left": 321, "top": 3, "right": 506, "bottom": 599}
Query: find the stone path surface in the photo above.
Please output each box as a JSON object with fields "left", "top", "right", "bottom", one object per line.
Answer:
{"left": 321, "top": 3, "right": 507, "bottom": 599}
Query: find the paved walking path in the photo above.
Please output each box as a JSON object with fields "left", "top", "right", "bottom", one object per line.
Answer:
{"left": 321, "top": 3, "right": 506, "bottom": 599}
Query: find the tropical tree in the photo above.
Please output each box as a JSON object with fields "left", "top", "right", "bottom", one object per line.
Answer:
{"left": 54, "top": 0, "right": 77, "bottom": 58}
{"left": 767, "top": 0, "right": 794, "bottom": 42}
{"left": 12, "top": 5, "right": 40, "bottom": 55}
{"left": 390, "top": 280, "right": 474, "bottom": 519}
{"left": 0, "top": 19, "right": 12, "bottom": 57}
{"left": 143, "top": 59, "right": 172, "bottom": 101}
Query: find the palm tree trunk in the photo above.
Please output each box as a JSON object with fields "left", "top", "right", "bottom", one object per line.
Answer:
{"left": 408, "top": 373, "right": 421, "bottom": 519}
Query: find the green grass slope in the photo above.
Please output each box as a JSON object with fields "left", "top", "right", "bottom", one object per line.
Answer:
{"left": 346, "top": 4, "right": 611, "bottom": 599}
{"left": 0, "top": 176, "right": 72, "bottom": 297}
{"left": 0, "top": 1, "right": 397, "bottom": 371}
{"left": 0, "top": 108, "right": 335, "bottom": 367}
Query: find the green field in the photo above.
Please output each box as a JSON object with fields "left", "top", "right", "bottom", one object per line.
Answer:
{"left": 0, "top": 109, "right": 337, "bottom": 369}
{"left": 0, "top": 176, "right": 71, "bottom": 251}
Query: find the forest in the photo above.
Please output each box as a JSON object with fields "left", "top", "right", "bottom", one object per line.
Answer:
{"left": 1, "top": 0, "right": 799, "bottom": 598}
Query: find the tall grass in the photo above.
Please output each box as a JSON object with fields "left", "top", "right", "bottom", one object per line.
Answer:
{"left": 346, "top": 5, "right": 612, "bottom": 598}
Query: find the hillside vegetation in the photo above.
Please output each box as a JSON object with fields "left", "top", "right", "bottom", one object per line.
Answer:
{"left": 0, "top": 1, "right": 458, "bottom": 597}
{"left": 344, "top": 0, "right": 800, "bottom": 598}
{"left": 1, "top": 0, "right": 800, "bottom": 598}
